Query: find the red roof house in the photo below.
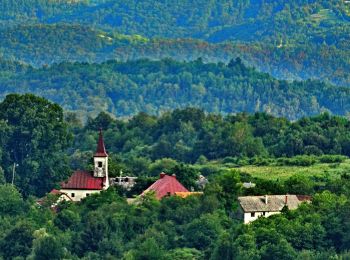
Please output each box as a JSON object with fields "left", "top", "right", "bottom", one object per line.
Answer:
{"left": 142, "top": 173, "right": 189, "bottom": 199}
{"left": 60, "top": 170, "right": 105, "bottom": 190}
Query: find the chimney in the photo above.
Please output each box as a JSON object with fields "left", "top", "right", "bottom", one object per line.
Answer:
{"left": 172, "top": 174, "right": 176, "bottom": 179}
{"left": 264, "top": 195, "right": 268, "bottom": 204}
{"left": 285, "top": 195, "right": 288, "bottom": 205}
{"left": 160, "top": 172, "right": 166, "bottom": 179}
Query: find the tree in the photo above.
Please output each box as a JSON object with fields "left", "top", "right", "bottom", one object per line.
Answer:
{"left": 0, "top": 184, "right": 24, "bottom": 215}
{"left": 166, "top": 248, "right": 203, "bottom": 260}
{"left": 130, "top": 237, "right": 166, "bottom": 260}
{"left": 212, "top": 170, "right": 242, "bottom": 211}
{"left": 33, "top": 236, "right": 64, "bottom": 260}
{"left": 170, "top": 163, "right": 199, "bottom": 190}
{"left": 0, "top": 222, "right": 34, "bottom": 259}
{"left": 0, "top": 94, "right": 71, "bottom": 196}
{"left": 285, "top": 175, "right": 314, "bottom": 195}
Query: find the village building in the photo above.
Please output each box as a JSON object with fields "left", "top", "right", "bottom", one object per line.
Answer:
{"left": 37, "top": 189, "right": 73, "bottom": 208}
{"left": 58, "top": 129, "right": 110, "bottom": 202}
{"left": 238, "top": 195, "right": 311, "bottom": 224}
{"left": 110, "top": 175, "right": 137, "bottom": 190}
{"left": 142, "top": 172, "right": 190, "bottom": 199}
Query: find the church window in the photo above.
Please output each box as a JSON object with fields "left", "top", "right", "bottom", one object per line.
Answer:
{"left": 251, "top": 212, "right": 255, "bottom": 217}
{"left": 71, "top": 193, "right": 75, "bottom": 197}
{"left": 98, "top": 162, "right": 103, "bottom": 168}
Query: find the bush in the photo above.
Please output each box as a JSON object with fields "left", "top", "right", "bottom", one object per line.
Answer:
{"left": 319, "top": 155, "right": 347, "bottom": 164}
{"left": 277, "top": 156, "right": 317, "bottom": 166}
{"left": 249, "top": 156, "right": 275, "bottom": 166}
{"left": 222, "top": 157, "right": 238, "bottom": 164}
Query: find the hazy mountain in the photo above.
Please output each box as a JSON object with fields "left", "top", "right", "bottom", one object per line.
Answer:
{"left": 1, "top": 24, "right": 349, "bottom": 86}
{"left": 1, "top": 58, "right": 348, "bottom": 120}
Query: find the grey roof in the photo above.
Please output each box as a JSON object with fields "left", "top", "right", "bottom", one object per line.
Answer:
{"left": 238, "top": 195, "right": 308, "bottom": 212}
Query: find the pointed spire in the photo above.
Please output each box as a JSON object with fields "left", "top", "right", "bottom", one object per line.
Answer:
{"left": 94, "top": 128, "right": 108, "bottom": 157}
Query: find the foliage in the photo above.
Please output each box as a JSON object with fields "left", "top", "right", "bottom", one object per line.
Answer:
{"left": 70, "top": 109, "right": 350, "bottom": 171}
{"left": 1, "top": 59, "right": 350, "bottom": 121}
{"left": 0, "top": 94, "right": 71, "bottom": 196}
{"left": 1, "top": 25, "right": 349, "bottom": 86}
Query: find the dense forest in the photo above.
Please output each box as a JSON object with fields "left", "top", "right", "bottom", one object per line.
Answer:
{"left": 0, "top": 58, "right": 349, "bottom": 120}
{"left": 1, "top": 0, "right": 349, "bottom": 43}
{"left": 1, "top": 94, "right": 350, "bottom": 259}
{"left": 1, "top": 24, "right": 349, "bottom": 86}
{"left": 0, "top": 0, "right": 349, "bottom": 85}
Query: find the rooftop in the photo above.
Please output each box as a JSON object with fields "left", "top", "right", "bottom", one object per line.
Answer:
{"left": 60, "top": 170, "right": 105, "bottom": 190}
{"left": 238, "top": 195, "right": 311, "bottom": 212}
{"left": 142, "top": 173, "right": 189, "bottom": 199}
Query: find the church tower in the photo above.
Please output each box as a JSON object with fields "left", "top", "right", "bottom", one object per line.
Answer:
{"left": 94, "top": 129, "right": 109, "bottom": 189}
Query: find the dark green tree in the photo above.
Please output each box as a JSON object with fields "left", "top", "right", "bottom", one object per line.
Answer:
{"left": 0, "top": 94, "right": 71, "bottom": 196}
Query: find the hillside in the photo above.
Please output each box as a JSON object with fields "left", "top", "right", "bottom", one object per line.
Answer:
{"left": 1, "top": 0, "right": 349, "bottom": 43}
{"left": 0, "top": 1, "right": 349, "bottom": 86}
{"left": 1, "top": 24, "right": 350, "bottom": 86}
{"left": 0, "top": 58, "right": 349, "bottom": 120}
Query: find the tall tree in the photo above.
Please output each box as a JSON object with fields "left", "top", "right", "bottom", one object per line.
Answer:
{"left": 0, "top": 94, "right": 71, "bottom": 196}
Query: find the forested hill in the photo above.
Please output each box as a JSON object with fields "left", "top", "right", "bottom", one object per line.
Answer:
{"left": 1, "top": 58, "right": 349, "bottom": 120}
{"left": 1, "top": 0, "right": 349, "bottom": 43}
{"left": 1, "top": 24, "right": 349, "bottom": 86}
{"left": 1, "top": 1, "right": 349, "bottom": 86}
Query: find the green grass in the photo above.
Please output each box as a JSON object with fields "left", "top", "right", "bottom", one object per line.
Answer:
{"left": 194, "top": 159, "right": 350, "bottom": 182}
{"left": 236, "top": 160, "right": 350, "bottom": 181}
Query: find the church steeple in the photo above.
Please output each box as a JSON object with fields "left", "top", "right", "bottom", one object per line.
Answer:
{"left": 94, "top": 128, "right": 108, "bottom": 157}
{"left": 93, "top": 129, "right": 109, "bottom": 189}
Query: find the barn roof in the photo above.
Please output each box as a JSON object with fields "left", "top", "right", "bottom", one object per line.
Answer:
{"left": 142, "top": 173, "right": 189, "bottom": 199}
{"left": 60, "top": 170, "right": 105, "bottom": 190}
{"left": 238, "top": 195, "right": 310, "bottom": 212}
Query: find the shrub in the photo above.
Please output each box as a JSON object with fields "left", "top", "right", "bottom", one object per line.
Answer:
{"left": 319, "top": 155, "right": 347, "bottom": 164}
{"left": 277, "top": 155, "right": 317, "bottom": 166}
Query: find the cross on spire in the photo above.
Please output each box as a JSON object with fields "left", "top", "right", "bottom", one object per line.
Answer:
{"left": 94, "top": 128, "right": 108, "bottom": 157}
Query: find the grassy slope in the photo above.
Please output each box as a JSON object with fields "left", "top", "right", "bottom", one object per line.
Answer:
{"left": 237, "top": 161, "right": 350, "bottom": 181}
{"left": 195, "top": 159, "right": 350, "bottom": 183}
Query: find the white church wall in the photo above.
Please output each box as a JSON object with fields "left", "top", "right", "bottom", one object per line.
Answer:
{"left": 60, "top": 189, "right": 101, "bottom": 202}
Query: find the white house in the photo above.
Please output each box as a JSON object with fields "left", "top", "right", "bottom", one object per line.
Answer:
{"left": 58, "top": 129, "right": 110, "bottom": 202}
{"left": 238, "top": 195, "right": 311, "bottom": 224}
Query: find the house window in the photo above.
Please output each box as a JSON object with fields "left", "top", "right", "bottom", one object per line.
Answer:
{"left": 71, "top": 193, "right": 75, "bottom": 198}
{"left": 262, "top": 212, "right": 266, "bottom": 216}
{"left": 251, "top": 212, "right": 255, "bottom": 217}
{"left": 98, "top": 162, "right": 103, "bottom": 168}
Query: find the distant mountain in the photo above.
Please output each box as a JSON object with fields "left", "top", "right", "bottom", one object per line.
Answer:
{"left": 0, "top": 58, "right": 349, "bottom": 120}
{"left": 1, "top": 0, "right": 349, "bottom": 44}
{"left": 1, "top": 24, "right": 349, "bottom": 86}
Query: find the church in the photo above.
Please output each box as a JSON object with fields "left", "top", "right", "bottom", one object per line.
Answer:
{"left": 58, "top": 129, "right": 110, "bottom": 202}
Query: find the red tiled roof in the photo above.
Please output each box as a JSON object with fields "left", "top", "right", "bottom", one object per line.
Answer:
{"left": 60, "top": 170, "right": 105, "bottom": 190}
{"left": 143, "top": 173, "right": 189, "bottom": 199}
{"left": 50, "top": 189, "right": 64, "bottom": 195}
{"left": 94, "top": 129, "right": 108, "bottom": 157}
